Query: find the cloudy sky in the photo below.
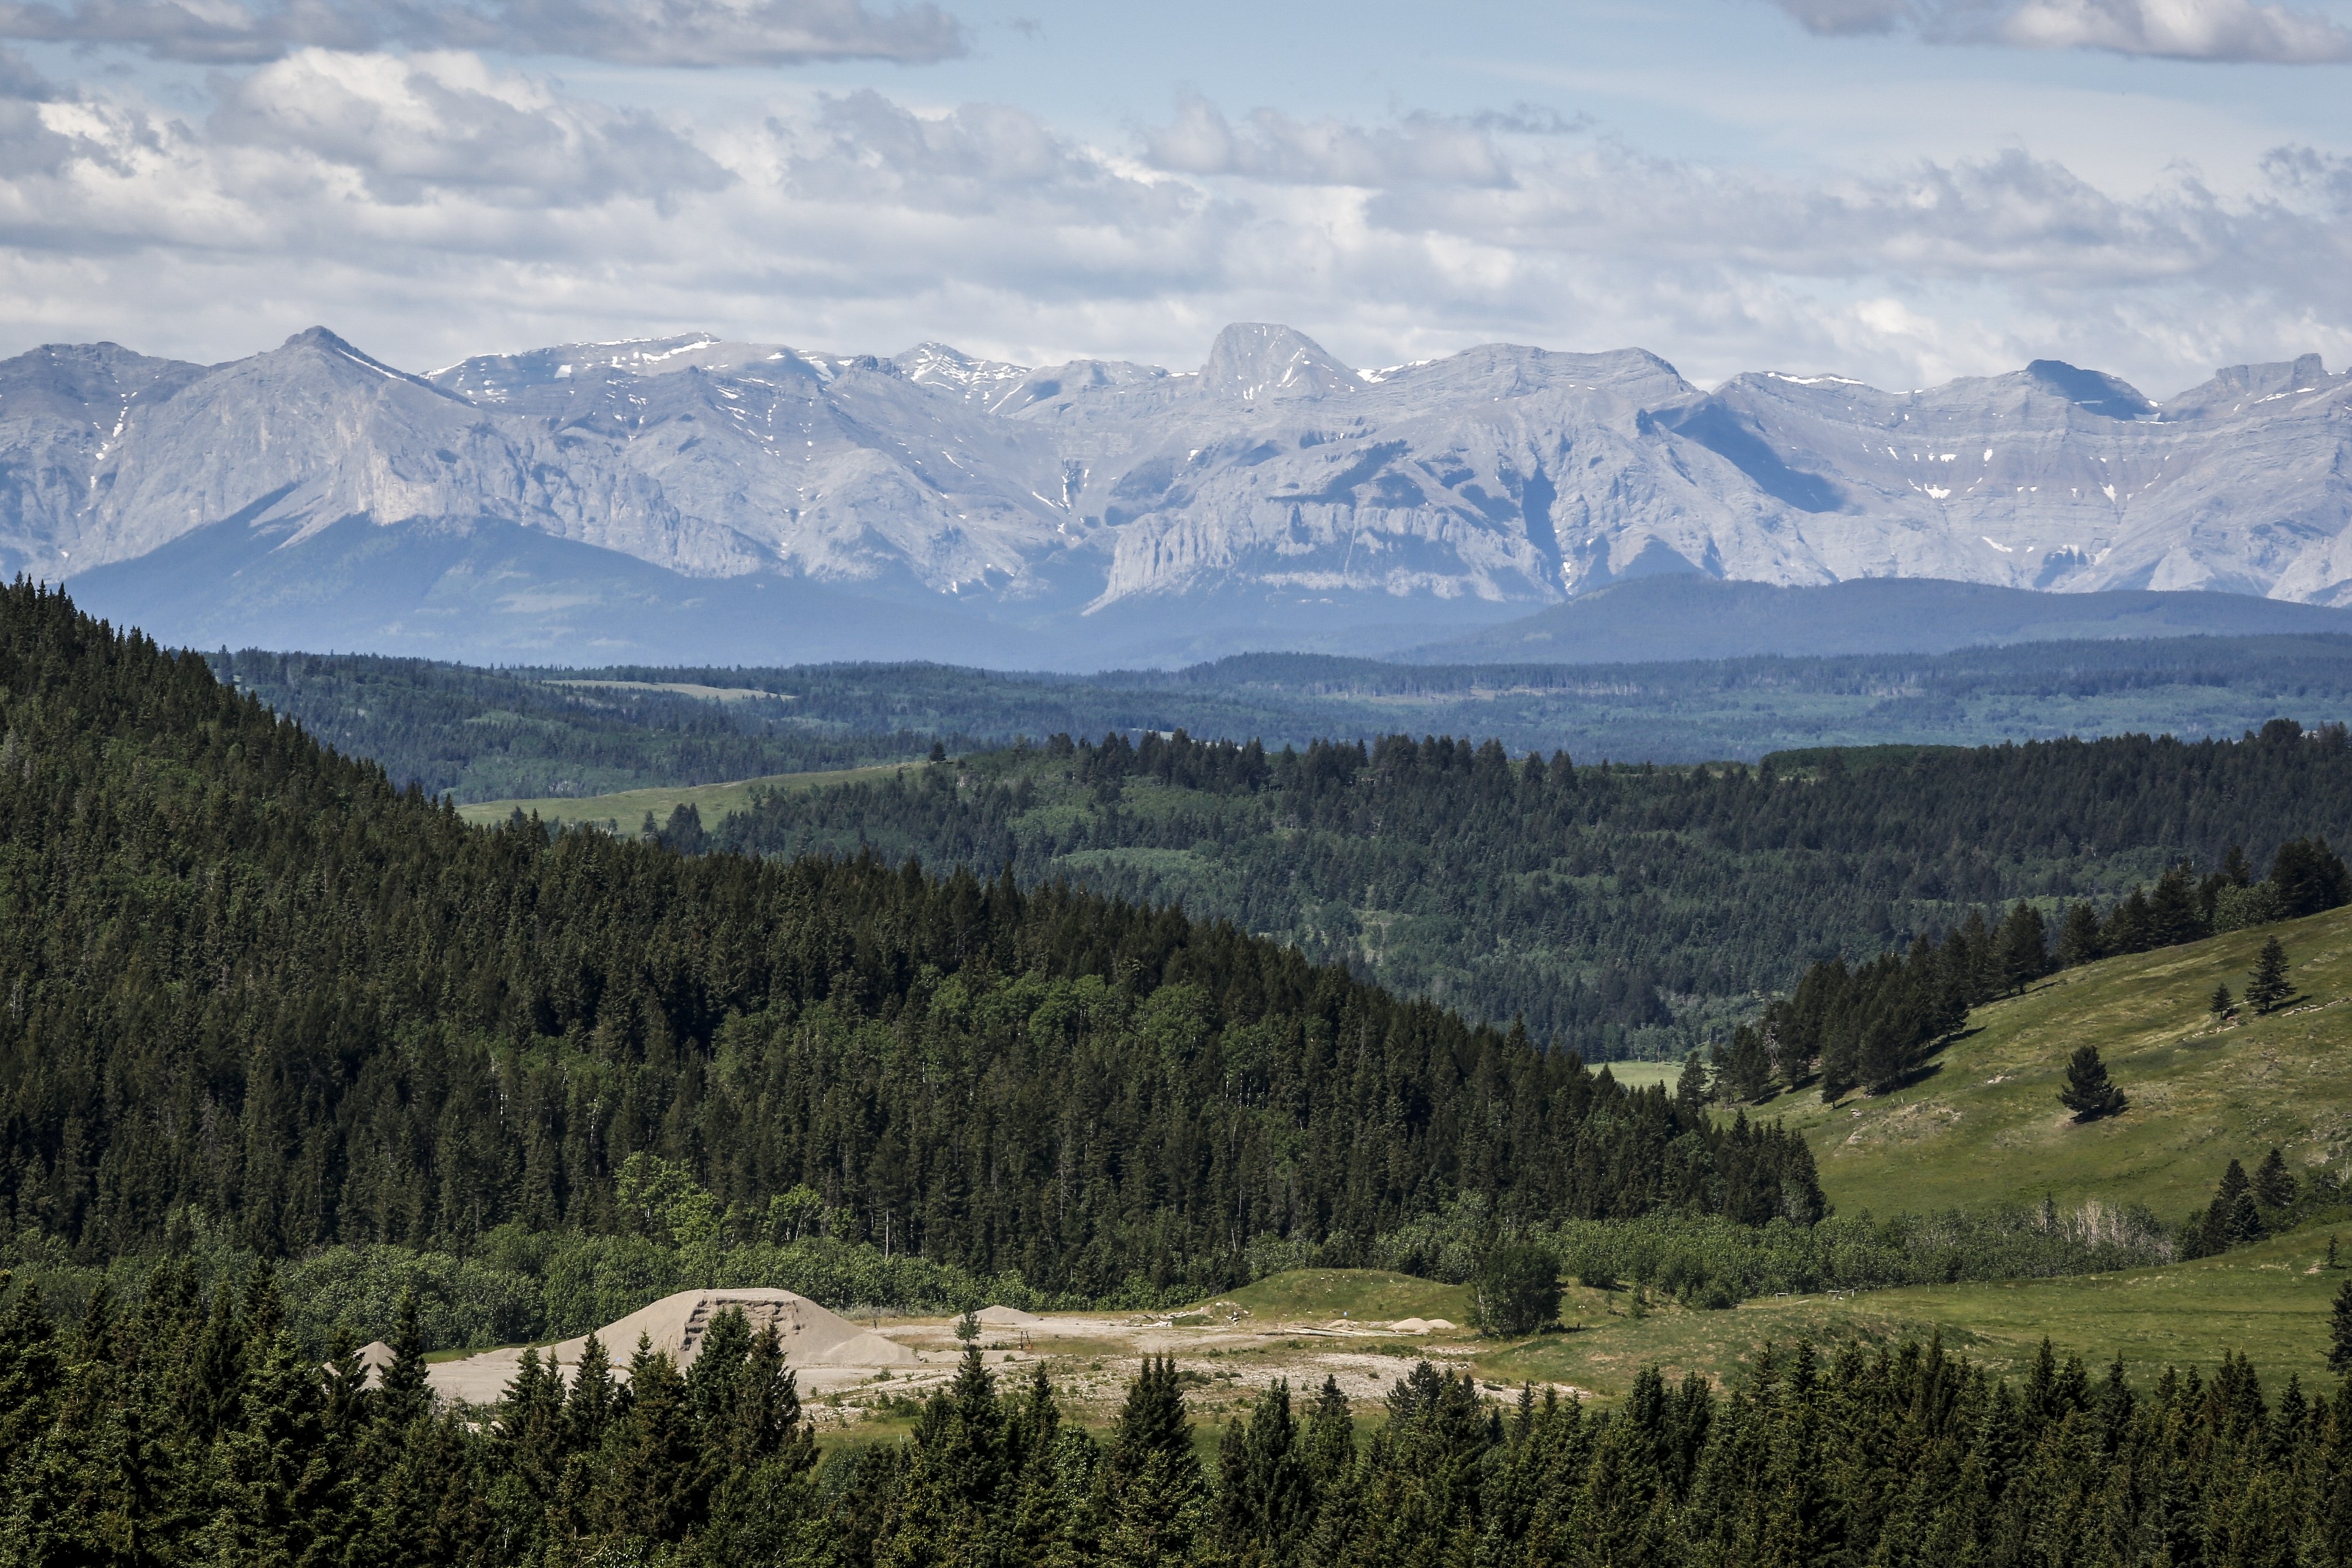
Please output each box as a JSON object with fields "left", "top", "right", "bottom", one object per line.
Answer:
{"left": 0, "top": 0, "right": 2346, "bottom": 395}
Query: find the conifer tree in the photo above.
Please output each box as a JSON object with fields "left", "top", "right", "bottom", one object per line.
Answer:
{"left": 593, "top": 1338, "right": 706, "bottom": 1541}
{"left": 2330, "top": 1279, "right": 2352, "bottom": 1374}
{"left": 2058, "top": 1045, "right": 2127, "bottom": 1123}
{"left": 2210, "top": 982, "right": 2234, "bottom": 1021}
{"left": 1675, "top": 1051, "right": 1709, "bottom": 1111}
{"left": 1996, "top": 902, "right": 2050, "bottom": 994}
{"left": 2056, "top": 902, "right": 2104, "bottom": 968}
{"left": 2203, "top": 1159, "right": 2264, "bottom": 1252}
{"left": 563, "top": 1332, "right": 618, "bottom": 1454}
{"left": 2253, "top": 1147, "right": 2298, "bottom": 1210}
{"left": 1102, "top": 1357, "right": 1202, "bottom": 1568}
{"left": 187, "top": 1287, "right": 248, "bottom": 1442}
{"left": 2247, "top": 937, "right": 2293, "bottom": 1014}
{"left": 1301, "top": 1376, "right": 1354, "bottom": 1485}
{"left": 1713, "top": 1023, "right": 1775, "bottom": 1104}
{"left": 2268, "top": 836, "right": 2351, "bottom": 919}
{"left": 2146, "top": 862, "right": 2209, "bottom": 947}
{"left": 1217, "top": 1379, "right": 1313, "bottom": 1561}
{"left": 376, "top": 1289, "right": 430, "bottom": 1429}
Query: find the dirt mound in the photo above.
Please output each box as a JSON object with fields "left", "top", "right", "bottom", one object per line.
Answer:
{"left": 550, "top": 1288, "right": 918, "bottom": 1371}
{"left": 427, "top": 1289, "right": 924, "bottom": 1405}
{"left": 344, "top": 1340, "right": 397, "bottom": 1387}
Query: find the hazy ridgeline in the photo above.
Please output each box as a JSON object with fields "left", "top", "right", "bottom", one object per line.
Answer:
{"left": 214, "top": 631, "right": 2352, "bottom": 801}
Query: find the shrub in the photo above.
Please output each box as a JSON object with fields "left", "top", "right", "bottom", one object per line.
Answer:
{"left": 1475, "top": 1243, "right": 1563, "bottom": 1336}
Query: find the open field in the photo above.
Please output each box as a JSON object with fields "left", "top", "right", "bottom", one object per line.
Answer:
{"left": 781, "top": 1221, "right": 2352, "bottom": 1442}
{"left": 1760, "top": 903, "right": 2352, "bottom": 1220}
{"left": 1477, "top": 1218, "right": 2347, "bottom": 1397}
{"left": 1597, "top": 1060, "right": 1684, "bottom": 1091}
{"left": 541, "top": 679, "right": 786, "bottom": 703}
{"left": 456, "top": 763, "right": 910, "bottom": 834}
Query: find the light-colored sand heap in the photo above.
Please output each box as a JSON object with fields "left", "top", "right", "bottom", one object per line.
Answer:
{"left": 426, "top": 1288, "right": 917, "bottom": 1405}
{"left": 550, "top": 1288, "right": 915, "bottom": 1371}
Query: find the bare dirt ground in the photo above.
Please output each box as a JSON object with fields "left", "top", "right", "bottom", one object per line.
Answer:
{"left": 806, "top": 1298, "right": 1558, "bottom": 1435}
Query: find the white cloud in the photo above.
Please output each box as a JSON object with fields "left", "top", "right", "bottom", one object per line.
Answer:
{"left": 1767, "top": 0, "right": 2352, "bottom": 61}
{"left": 0, "top": 0, "right": 966, "bottom": 66}
{"left": 0, "top": 74, "right": 2344, "bottom": 399}
{"left": 1139, "top": 98, "right": 1522, "bottom": 188}
{"left": 208, "top": 48, "right": 728, "bottom": 206}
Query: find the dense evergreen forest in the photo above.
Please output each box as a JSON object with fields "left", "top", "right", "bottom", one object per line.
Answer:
{"left": 711, "top": 724, "right": 2352, "bottom": 1057}
{"left": 0, "top": 583, "right": 1824, "bottom": 1298}
{"left": 217, "top": 632, "right": 2352, "bottom": 804}
{"left": 7, "top": 1276, "right": 2349, "bottom": 1568}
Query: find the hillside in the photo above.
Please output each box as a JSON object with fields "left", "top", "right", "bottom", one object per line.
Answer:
{"left": 0, "top": 582, "right": 1819, "bottom": 1291}
{"left": 706, "top": 724, "right": 2352, "bottom": 1057}
{"left": 1773, "top": 903, "right": 2352, "bottom": 1220}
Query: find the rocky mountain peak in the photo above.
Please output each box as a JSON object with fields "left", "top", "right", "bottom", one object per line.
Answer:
{"left": 1197, "top": 323, "right": 1358, "bottom": 403}
{"left": 2022, "top": 360, "right": 2155, "bottom": 420}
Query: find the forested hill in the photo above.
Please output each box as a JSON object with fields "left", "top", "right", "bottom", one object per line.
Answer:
{"left": 0, "top": 583, "right": 1818, "bottom": 1288}
{"left": 713, "top": 724, "right": 2352, "bottom": 1058}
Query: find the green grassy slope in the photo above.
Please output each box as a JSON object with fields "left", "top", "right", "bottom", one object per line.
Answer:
{"left": 1474, "top": 1221, "right": 2349, "bottom": 1397}
{"left": 1767, "top": 905, "right": 2352, "bottom": 1220}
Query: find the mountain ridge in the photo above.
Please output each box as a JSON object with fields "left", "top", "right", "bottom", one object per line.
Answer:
{"left": 8, "top": 321, "right": 2346, "bottom": 665}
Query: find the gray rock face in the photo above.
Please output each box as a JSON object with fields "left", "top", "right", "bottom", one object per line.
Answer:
{"left": 9, "top": 320, "right": 2351, "bottom": 665}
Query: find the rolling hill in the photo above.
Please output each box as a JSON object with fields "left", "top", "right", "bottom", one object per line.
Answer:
{"left": 1776, "top": 903, "right": 2352, "bottom": 1221}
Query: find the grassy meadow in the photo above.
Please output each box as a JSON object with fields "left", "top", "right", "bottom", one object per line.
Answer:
{"left": 456, "top": 763, "right": 910, "bottom": 836}
{"left": 1765, "top": 903, "right": 2352, "bottom": 1219}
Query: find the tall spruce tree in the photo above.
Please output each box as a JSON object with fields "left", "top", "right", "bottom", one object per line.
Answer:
{"left": 2057, "top": 1045, "right": 2127, "bottom": 1123}
{"left": 2056, "top": 902, "right": 2105, "bottom": 968}
{"left": 1997, "top": 902, "right": 2051, "bottom": 994}
{"left": 376, "top": 1289, "right": 430, "bottom": 1429}
{"left": 2247, "top": 937, "right": 2293, "bottom": 1014}
{"left": 2332, "top": 1280, "right": 2352, "bottom": 1374}
{"left": 1216, "top": 1380, "right": 1313, "bottom": 1561}
{"left": 2202, "top": 1160, "right": 2265, "bottom": 1252}
{"left": 2253, "top": 1148, "right": 2298, "bottom": 1210}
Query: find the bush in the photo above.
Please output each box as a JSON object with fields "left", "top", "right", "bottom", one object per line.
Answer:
{"left": 1475, "top": 1242, "right": 1563, "bottom": 1336}
{"left": 2211, "top": 882, "right": 2283, "bottom": 932}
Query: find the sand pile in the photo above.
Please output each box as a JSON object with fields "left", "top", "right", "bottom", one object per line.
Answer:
{"left": 425, "top": 1288, "right": 917, "bottom": 1405}
{"left": 549, "top": 1288, "right": 917, "bottom": 1371}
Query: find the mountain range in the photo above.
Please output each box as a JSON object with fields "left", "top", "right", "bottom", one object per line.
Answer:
{"left": 5, "top": 321, "right": 2345, "bottom": 666}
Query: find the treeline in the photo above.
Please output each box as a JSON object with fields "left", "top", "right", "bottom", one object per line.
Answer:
{"left": 1722, "top": 827, "right": 2350, "bottom": 1102}
{"left": 0, "top": 1204, "right": 1089, "bottom": 1357}
{"left": 1356, "top": 1193, "right": 2177, "bottom": 1304}
{"left": 248, "top": 633, "right": 2352, "bottom": 795}
{"left": 3, "top": 1182, "right": 2175, "bottom": 1360}
{"left": 713, "top": 721, "right": 2352, "bottom": 1056}
{"left": 0, "top": 583, "right": 1818, "bottom": 1295}
{"left": 9, "top": 1268, "right": 2352, "bottom": 1568}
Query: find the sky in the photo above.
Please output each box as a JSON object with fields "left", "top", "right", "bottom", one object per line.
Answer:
{"left": 0, "top": 0, "right": 2346, "bottom": 396}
